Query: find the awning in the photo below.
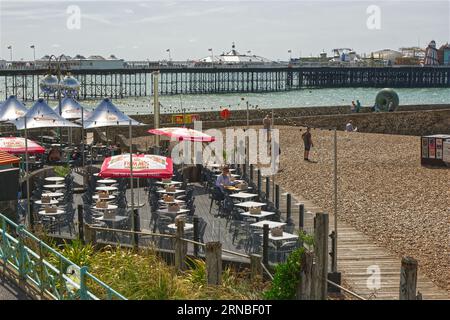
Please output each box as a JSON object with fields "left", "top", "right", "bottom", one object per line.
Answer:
{"left": 0, "top": 151, "right": 20, "bottom": 166}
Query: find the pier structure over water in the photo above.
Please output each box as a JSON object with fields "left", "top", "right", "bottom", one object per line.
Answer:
{"left": 1, "top": 66, "right": 450, "bottom": 101}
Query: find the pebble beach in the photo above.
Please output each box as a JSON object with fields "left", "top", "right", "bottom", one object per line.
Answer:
{"left": 273, "top": 125, "right": 449, "bottom": 293}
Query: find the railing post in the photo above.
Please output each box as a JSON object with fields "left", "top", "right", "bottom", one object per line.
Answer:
{"left": 29, "top": 204, "right": 34, "bottom": 232}
{"left": 205, "top": 241, "right": 222, "bottom": 285}
{"left": 262, "top": 224, "right": 269, "bottom": 266}
{"left": 329, "top": 231, "right": 336, "bottom": 273}
{"left": 174, "top": 219, "right": 186, "bottom": 271}
{"left": 79, "top": 266, "right": 89, "bottom": 300}
{"left": 133, "top": 209, "right": 139, "bottom": 249}
{"left": 297, "top": 250, "right": 314, "bottom": 300}
{"left": 250, "top": 254, "right": 263, "bottom": 282}
{"left": 257, "top": 169, "right": 261, "bottom": 196}
{"left": 299, "top": 203, "right": 305, "bottom": 230}
{"left": 399, "top": 256, "right": 419, "bottom": 300}
{"left": 17, "top": 225, "right": 26, "bottom": 280}
{"left": 193, "top": 216, "right": 199, "bottom": 257}
{"left": 77, "top": 205, "right": 84, "bottom": 244}
{"left": 313, "top": 212, "right": 329, "bottom": 300}
{"left": 286, "top": 193, "right": 293, "bottom": 224}
{"left": 275, "top": 184, "right": 280, "bottom": 209}
{"left": 84, "top": 224, "right": 96, "bottom": 245}
{"left": 265, "top": 177, "right": 270, "bottom": 200}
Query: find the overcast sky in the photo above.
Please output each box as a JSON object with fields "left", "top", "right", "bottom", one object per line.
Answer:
{"left": 0, "top": 0, "right": 449, "bottom": 61}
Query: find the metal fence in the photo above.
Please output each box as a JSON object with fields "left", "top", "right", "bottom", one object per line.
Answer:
{"left": 0, "top": 213, "right": 126, "bottom": 300}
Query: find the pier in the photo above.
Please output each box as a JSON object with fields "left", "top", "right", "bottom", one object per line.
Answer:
{"left": 1, "top": 66, "right": 450, "bottom": 101}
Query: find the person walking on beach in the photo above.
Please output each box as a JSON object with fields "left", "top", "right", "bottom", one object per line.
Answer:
{"left": 263, "top": 114, "right": 272, "bottom": 142}
{"left": 355, "top": 100, "right": 361, "bottom": 113}
{"left": 351, "top": 101, "right": 356, "bottom": 113}
{"left": 302, "top": 127, "right": 313, "bottom": 161}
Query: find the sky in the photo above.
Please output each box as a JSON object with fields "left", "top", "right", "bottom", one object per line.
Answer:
{"left": 0, "top": 0, "right": 449, "bottom": 61}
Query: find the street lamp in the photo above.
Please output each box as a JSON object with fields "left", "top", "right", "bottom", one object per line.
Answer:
{"left": 208, "top": 48, "right": 213, "bottom": 65}
{"left": 166, "top": 48, "right": 171, "bottom": 61}
{"left": 288, "top": 49, "right": 292, "bottom": 61}
{"left": 39, "top": 55, "right": 80, "bottom": 142}
{"left": 30, "top": 45, "right": 36, "bottom": 61}
{"left": 7, "top": 45, "right": 13, "bottom": 61}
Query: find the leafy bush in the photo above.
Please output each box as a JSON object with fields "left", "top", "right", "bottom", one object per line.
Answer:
{"left": 263, "top": 231, "right": 314, "bottom": 300}
{"left": 263, "top": 247, "right": 304, "bottom": 300}
{"left": 54, "top": 165, "right": 71, "bottom": 178}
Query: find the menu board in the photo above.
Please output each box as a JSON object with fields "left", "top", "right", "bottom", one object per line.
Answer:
{"left": 428, "top": 138, "right": 436, "bottom": 159}
{"left": 436, "top": 139, "right": 443, "bottom": 159}
{"left": 421, "top": 138, "right": 428, "bottom": 158}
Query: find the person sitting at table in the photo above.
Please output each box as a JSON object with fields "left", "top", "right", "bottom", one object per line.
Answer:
{"left": 215, "top": 166, "right": 237, "bottom": 192}
{"left": 47, "top": 146, "right": 61, "bottom": 163}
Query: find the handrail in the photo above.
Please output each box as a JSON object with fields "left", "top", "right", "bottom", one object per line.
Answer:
{"left": 86, "top": 224, "right": 175, "bottom": 239}
{"left": 261, "top": 262, "right": 274, "bottom": 281}
{"left": 0, "top": 214, "right": 126, "bottom": 300}
{"left": 326, "top": 279, "right": 367, "bottom": 300}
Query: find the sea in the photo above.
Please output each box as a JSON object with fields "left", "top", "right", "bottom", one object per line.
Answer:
{"left": 16, "top": 87, "right": 450, "bottom": 115}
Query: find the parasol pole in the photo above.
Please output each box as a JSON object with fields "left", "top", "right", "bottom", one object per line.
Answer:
{"left": 24, "top": 116, "right": 33, "bottom": 230}
{"left": 81, "top": 108, "right": 85, "bottom": 187}
{"left": 129, "top": 120, "right": 135, "bottom": 246}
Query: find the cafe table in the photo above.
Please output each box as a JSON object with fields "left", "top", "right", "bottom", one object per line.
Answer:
{"left": 92, "top": 195, "right": 116, "bottom": 201}
{"left": 250, "top": 220, "right": 286, "bottom": 229}
{"left": 92, "top": 204, "right": 118, "bottom": 211}
{"left": 96, "top": 186, "right": 118, "bottom": 193}
{"left": 41, "top": 192, "right": 64, "bottom": 198}
{"left": 156, "top": 189, "right": 185, "bottom": 195}
{"left": 167, "top": 223, "right": 194, "bottom": 231}
{"left": 44, "top": 177, "right": 65, "bottom": 183}
{"left": 157, "top": 207, "right": 190, "bottom": 214}
{"left": 34, "top": 199, "right": 59, "bottom": 205}
{"left": 38, "top": 209, "right": 65, "bottom": 216}
{"left": 229, "top": 192, "right": 258, "bottom": 200}
{"left": 259, "top": 232, "right": 299, "bottom": 242}
{"left": 234, "top": 201, "right": 266, "bottom": 209}
{"left": 240, "top": 211, "right": 276, "bottom": 220}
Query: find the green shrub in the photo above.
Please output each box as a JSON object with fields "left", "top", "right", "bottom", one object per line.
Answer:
{"left": 54, "top": 165, "right": 71, "bottom": 178}
{"left": 263, "top": 247, "right": 304, "bottom": 300}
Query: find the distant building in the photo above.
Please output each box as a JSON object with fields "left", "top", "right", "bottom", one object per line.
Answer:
{"left": 424, "top": 40, "right": 439, "bottom": 65}
{"left": 371, "top": 49, "right": 403, "bottom": 65}
{"left": 437, "top": 43, "right": 450, "bottom": 65}
{"left": 197, "top": 43, "right": 275, "bottom": 65}
{"left": 35, "top": 54, "right": 125, "bottom": 70}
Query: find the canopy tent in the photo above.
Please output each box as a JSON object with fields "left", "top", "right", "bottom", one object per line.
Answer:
{"left": 0, "top": 96, "right": 27, "bottom": 122}
{"left": 54, "top": 97, "right": 91, "bottom": 120}
{"left": 0, "top": 137, "right": 45, "bottom": 155}
{"left": 148, "top": 127, "right": 215, "bottom": 142}
{"left": 8, "top": 98, "right": 80, "bottom": 230}
{"left": 83, "top": 98, "right": 142, "bottom": 129}
{"left": 11, "top": 98, "right": 81, "bottom": 130}
{"left": 99, "top": 154, "right": 173, "bottom": 179}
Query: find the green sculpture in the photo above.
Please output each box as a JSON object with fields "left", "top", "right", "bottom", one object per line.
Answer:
{"left": 375, "top": 88, "right": 399, "bottom": 112}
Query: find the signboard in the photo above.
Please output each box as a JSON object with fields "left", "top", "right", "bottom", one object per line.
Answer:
{"left": 171, "top": 114, "right": 200, "bottom": 124}
{"left": 428, "top": 138, "right": 436, "bottom": 159}
{"left": 443, "top": 140, "right": 450, "bottom": 163}
{"left": 436, "top": 138, "right": 443, "bottom": 159}
{"left": 421, "top": 138, "right": 428, "bottom": 158}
